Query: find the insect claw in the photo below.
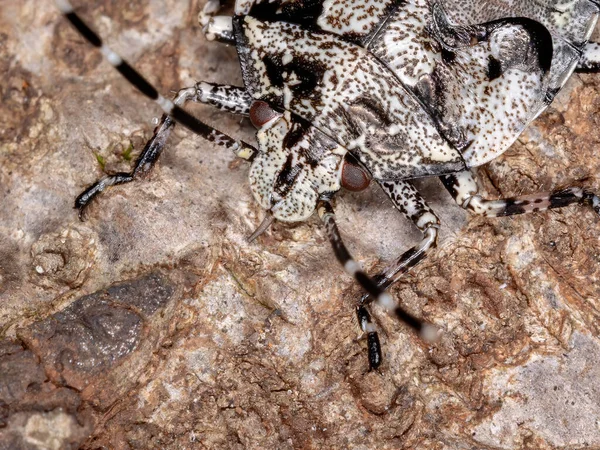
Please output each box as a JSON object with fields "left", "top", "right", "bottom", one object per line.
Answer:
{"left": 583, "top": 190, "right": 600, "bottom": 216}
{"left": 248, "top": 213, "right": 275, "bottom": 242}
{"left": 76, "top": 206, "right": 88, "bottom": 222}
{"left": 74, "top": 181, "right": 104, "bottom": 220}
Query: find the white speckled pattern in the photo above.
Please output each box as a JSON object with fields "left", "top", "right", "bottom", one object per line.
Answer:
{"left": 370, "top": 1, "right": 551, "bottom": 166}
{"left": 238, "top": 16, "right": 465, "bottom": 181}
{"left": 443, "top": 0, "right": 600, "bottom": 92}
{"left": 249, "top": 112, "right": 346, "bottom": 222}
{"left": 232, "top": 0, "right": 598, "bottom": 221}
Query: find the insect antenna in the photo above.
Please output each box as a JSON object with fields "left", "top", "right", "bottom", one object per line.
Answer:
{"left": 54, "top": 0, "right": 256, "bottom": 158}
{"left": 248, "top": 213, "right": 275, "bottom": 242}
{"left": 317, "top": 200, "right": 440, "bottom": 342}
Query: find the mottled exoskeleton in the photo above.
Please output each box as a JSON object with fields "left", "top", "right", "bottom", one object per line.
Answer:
{"left": 55, "top": 0, "right": 600, "bottom": 369}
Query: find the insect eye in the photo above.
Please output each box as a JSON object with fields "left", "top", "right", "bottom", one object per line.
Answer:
{"left": 249, "top": 101, "right": 280, "bottom": 128}
{"left": 341, "top": 157, "right": 371, "bottom": 192}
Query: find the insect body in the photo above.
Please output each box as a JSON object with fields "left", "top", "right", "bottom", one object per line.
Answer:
{"left": 56, "top": 0, "right": 600, "bottom": 369}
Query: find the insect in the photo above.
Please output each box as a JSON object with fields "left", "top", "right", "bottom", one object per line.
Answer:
{"left": 56, "top": 0, "right": 600, "bottom": 369}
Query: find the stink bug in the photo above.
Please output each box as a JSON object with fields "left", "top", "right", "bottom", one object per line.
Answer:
{"left": 55, "top": 0, "right": 600, "bottom": 369}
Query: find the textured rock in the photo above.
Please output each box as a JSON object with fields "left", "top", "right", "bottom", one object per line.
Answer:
{"left": 1, "top": 1, "right": 600, "bottom": 449}
{"left": 18, "top": 273, "right": 175, "bottom": 400}
{"left": 0, "top": 274, "right": 176, "bottom": 449}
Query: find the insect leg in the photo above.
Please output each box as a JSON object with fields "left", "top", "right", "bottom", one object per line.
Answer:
{"left": 353, "top": 181, "right": 440, "bottom": 367}
{"left": 317, "top": 199, "right": 439, "bottom": 369}
{"left": 74, "top": 84, "right": 254, "bottom": 218}
{"left": 196, "top": 82, "right": 253, "bottom": 115}
{"left": 577, "top": 42, "right": 600, "bottom": 72}
{"left": 356, "top": 305, "right": 382, "bottom": 370}
{"left": 440, "top": 171, "right": 600, "bottom": 218}
{"left": 54, "top": 1, "right": 256, "bottom": 157}
{"left": 367, "top": 181, "right": 441, "bottom": 293}
{"left": 54, "top": 1, "right": 257, "bottom": 216}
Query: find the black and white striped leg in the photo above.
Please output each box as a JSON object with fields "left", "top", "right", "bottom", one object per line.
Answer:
{"left": 352, "top": 181, "right": 440, "bottom": 368}
{"left": 55, "top": 0, "right": 256, "bottom": 155}
{"left": 74, "top": 83, "right": 254, "bottom": 218}
{"left": 356, "top": 305, "right": 382, "bottom": 369}
{"left": 368, "top": 181, "right": 441, "bottom": 293}
{"left": 577, "top": 41, "right": 600, "bottom": 72}
{"left": 197, "top": 82, "right": 253, "bottom": 115}
{"left": 440, "top": 170, "right": 600, "bottom": 218}
{"left": 317, "top": 199, "right": 439, "bottom": 370}
{"left": 54, "top": 0, "right": 257, "bottom": 216}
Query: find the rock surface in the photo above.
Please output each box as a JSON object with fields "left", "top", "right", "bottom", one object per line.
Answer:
{"left": 1, "top": 1, "right": 600, "bottom": 449}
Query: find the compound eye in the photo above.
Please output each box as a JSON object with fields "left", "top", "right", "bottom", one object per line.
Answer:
{"left": 249, "top": 101, "right": 280, "bottom": 128}
{"left": 341, "top": 157, "right": 371, "bottom": 192}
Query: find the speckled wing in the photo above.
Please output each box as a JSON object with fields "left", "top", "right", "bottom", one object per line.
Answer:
{"left": 370, "top": 0, "right": 555, "bottom": 167}
{"left": 234, "top": 0, "right": 595, "bottom": 176}
{"left": 234, "top": 0, "right": 400, "bottom": 46}
{"left": 234, "top": 14, "right": 466, "bottom": 181}
{"left": 442, "top": 0, "right": 600, "bottom": 95}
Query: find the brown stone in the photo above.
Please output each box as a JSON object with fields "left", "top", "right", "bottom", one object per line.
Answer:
{"left": 1, "top": 2, "right": 600, "bottom": 449}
